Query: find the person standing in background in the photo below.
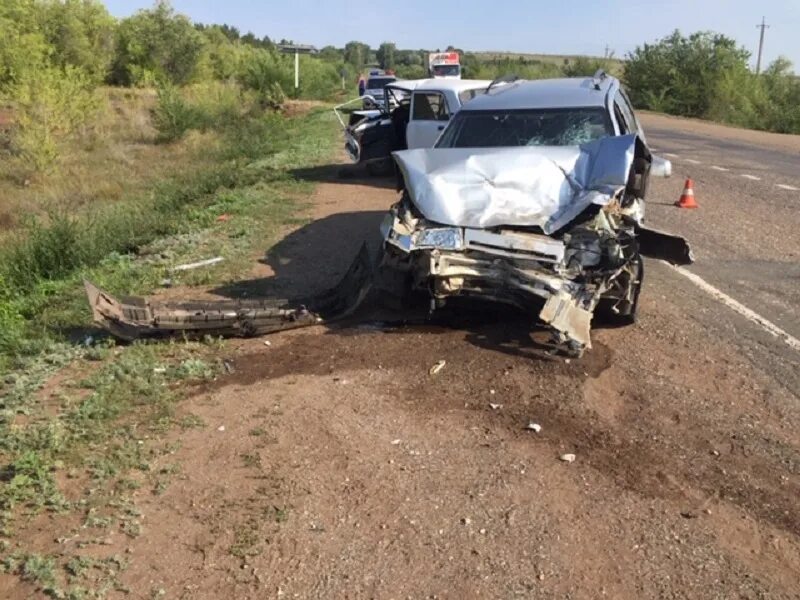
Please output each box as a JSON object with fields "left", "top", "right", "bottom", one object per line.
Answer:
{"left": 357, "top": 75, "right": 366, "bottom": 96}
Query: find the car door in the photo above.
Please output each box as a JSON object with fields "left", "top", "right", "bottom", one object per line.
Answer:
{"left": 406, "top": 91, "right": 451, "bottom": 149}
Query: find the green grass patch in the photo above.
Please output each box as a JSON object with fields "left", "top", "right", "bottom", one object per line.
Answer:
{"left": 0, "top": 102, "right": 340, "bottom": 595}
{"left": 0, "top": 106, "right": 338, "bottom": 375}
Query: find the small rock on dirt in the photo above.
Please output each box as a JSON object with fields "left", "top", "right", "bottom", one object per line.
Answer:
{"left": 559, "top": 453, "right": 576, "bottom": 463}
{"left": 526, "top": 423, "right": 542, "bottom": 433}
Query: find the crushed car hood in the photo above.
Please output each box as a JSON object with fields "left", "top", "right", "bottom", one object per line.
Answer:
{"left": 393, "top": 134, "right": 641, "bottom": 234}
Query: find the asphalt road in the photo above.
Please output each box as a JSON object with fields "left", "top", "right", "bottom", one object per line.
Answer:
{"left": 639, "top": 114, "right": 800, "bottom": 396}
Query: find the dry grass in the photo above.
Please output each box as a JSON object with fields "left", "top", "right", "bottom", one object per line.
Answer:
{"left": 0, "top": 87, "right": 221, "bottom": 240}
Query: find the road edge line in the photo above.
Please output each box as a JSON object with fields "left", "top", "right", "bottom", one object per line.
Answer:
{"left": 666, "top": 264, "right": 800, "bottom": 352}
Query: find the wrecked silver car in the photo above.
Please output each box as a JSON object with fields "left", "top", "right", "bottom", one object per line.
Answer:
{"left": 380, "top": 73, "right": 691, "bottom": 355}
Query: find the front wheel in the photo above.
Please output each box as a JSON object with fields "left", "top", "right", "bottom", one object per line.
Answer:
{"left": 596, "top": 254, "right": 643, "bottom": 326}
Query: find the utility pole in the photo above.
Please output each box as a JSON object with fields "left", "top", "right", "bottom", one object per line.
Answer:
{"left": 755, "top": 16, "right": 769, "bottom": 74}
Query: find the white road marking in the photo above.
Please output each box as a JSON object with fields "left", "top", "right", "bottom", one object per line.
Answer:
{"left": 669, "top": 265, "right": 800, "bottom": 353}
{"left": 775, "top": 184, "right": 799, "bottom": 191}
{"left": 740, "top": 174, "right": 761, "bottom": 181}
{"left": 663, "top": 152, "right": 679, "bottom": 158}
{"left": 685, "top": 159, "right": 701, "bottom": 164}
{"left": 710, "top": 166, "right": 729, "bottom": 172}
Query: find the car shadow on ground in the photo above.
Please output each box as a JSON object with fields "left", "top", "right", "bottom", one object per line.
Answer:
{"left": 210, "top": 210, "right": 388, "bottom": 301}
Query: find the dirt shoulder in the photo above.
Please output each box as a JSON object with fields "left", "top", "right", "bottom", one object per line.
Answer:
{"left": 99, "top": 172, "right": 800, "bottom": 599}
{"left": 639, "top": 110, "right": 800, "bottom": 153}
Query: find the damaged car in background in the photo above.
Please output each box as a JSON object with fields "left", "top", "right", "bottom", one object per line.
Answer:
{"left": 334, "top": 77, "right": 501, "bottom": 175}
{"left": 381, "top": 72, "right": 692, "bottom": 355}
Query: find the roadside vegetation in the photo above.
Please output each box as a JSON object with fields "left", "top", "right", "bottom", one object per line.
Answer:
{"left": 0, "top": 3, "right": 341, "bottom": 595}
{"left": 625, "top": 30, "right": 800, "bottom": 134}
{"left": 336, "top": 36, "right": 800, "bottom": 134}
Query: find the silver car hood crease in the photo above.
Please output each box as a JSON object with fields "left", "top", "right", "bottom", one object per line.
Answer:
{"left": 392, "top": 134, "right": 639, "bottom": 234}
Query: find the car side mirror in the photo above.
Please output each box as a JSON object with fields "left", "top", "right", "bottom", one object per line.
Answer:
{"left": 651, "top": 155, "right": 672, "bottom": 178}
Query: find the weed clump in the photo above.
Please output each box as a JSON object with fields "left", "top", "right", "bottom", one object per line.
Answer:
{"left": 151, "top": 82, "right": 201, "bottom": 143}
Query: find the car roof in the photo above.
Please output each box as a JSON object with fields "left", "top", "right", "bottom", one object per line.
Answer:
{"left": 386, "top": 78, "right": 493, "bottom": 93}
{"left": 415, "top": 78, "right": 493, "bottom": 92}
{"left": 464, "top": 76, "right": 617, "bottom": 111}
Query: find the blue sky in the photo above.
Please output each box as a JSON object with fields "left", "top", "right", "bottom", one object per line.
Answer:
{"left": 104, "top": 0, "right": 800, "bottom": 69}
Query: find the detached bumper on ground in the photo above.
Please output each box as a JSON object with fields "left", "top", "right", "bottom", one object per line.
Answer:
{"left": 84, "top": 244, "right": 375, "bottom": 341}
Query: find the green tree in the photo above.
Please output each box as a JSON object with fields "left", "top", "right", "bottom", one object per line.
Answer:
{"left": 38, "top": 0, "right": 116, "bottom": 83}
{"left": 376, "top": 42, "right": 396, "bottom": 71}
{"left": 197, "top": 25, "right": 241, "bottom": 80}
{"left": 0, "top": 0, "right": 49, "bottom": 88}
{"left": 624, "top": 30, "right": 751, "bottom": 117}
{"left": 111, "top": 1, "right": 205, "bottom": 86}
{"left": 343, "top": 41, "right": 370, "bottom": 71}
{"left": 759, "top": 57, "right": 800, "bottom": 132}
{"left": 319, "top": 45, "right": 342, "bottom": 61}
{"left": 237, "top": 46, "right": 292, "bottom": 104}
{"left": 7, "top": 64, "right": 99, "bottom": 172}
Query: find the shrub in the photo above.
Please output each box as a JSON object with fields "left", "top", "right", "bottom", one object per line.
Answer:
{"left": 111, "top": 2, "right": 205, "bottom": 86}
{"left": 238, "top": 48, "right": 293, "bottom": 106}
{"left": 563, "top": 56, "right": 618, "bottom": 77}
{"left": 4, "top": 65, "right": 100, "bottom": 173}
{"left": 3, "top": 211, "right": 88, "bottom": 287}
{"left": 183, "top": 81, "right": 244, "bottom": 126}
{"left": 151, "top": 82, "right": 201, "bottom": 143}
{"left": 297, "top": 56, "right": 342, "bottom": 100}
{"left": 625, "top": 31, "right": 752, "bottom": 118}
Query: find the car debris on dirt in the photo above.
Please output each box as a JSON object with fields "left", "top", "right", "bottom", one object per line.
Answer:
{"left": 85, "top": 74, "right": 693, "bottom": 358}
{"left": 428, "top": 359, "right": 447, "bottom": 375}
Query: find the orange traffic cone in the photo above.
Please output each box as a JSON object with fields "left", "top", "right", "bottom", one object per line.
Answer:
{"left": 675, "top": 178, "right": 698, "bottom": 209}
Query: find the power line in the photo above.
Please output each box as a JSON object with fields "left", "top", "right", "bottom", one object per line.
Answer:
{"left": 755, "top": 16, "right": 770, "bottom": 74}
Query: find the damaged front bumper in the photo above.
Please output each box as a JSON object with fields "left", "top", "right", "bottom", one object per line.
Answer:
{"left": 85, "top": 243, "right": 375, "bottom": 341}
{"left": 381, "top": 200, "right": 690, "bottom": 355}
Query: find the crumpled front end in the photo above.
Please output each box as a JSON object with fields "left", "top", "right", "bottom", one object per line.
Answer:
{"left": 381, "top": 198, "right": 643, "bottom": 354}
{"left": 382, "top": 134, "right": 690, "bottom": 355}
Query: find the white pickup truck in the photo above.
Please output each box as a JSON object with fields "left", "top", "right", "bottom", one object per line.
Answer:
{"left": 335, "top": 78, "right": 493, "bottom": 173}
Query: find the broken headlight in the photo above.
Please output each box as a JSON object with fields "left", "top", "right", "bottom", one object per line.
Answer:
{"left": 414, "top": 227, "right": 464, "bottom": 251}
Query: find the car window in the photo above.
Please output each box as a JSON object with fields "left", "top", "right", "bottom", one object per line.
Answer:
{"left": 457, "top": 88, "right": 488, "bottom": 105}
{"left": 431, "top": 65, "right": 460, "bottom": 77}
{"left": 437, "top": 108, "right": 613, "bottom": 148}
{"left": 412, "top": 92, "right": 450, "bottom": 121}
{"left": 614, "top": 90, "right": 638, "bottom": 134}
